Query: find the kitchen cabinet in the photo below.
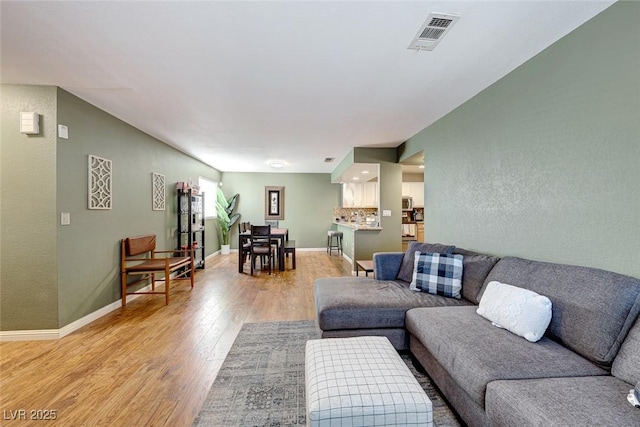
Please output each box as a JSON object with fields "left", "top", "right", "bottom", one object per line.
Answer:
{"left": 402, "top": 182, "right": 424, "bottom": 207}
{"left": 342, "top": 183, "right": 356, "bottom": 207}
{"left": 362, "top": 182, "right": 378, "bottom": 207}
{"left": 343, "top": 182, "right": 378, "bottom": 208}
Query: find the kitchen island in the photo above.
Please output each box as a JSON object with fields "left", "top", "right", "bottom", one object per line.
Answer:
{"left": 330, "top": 205, "right": 400, "bottom": 273}
{"left": 332, "top": 221, "right": 383, "bottom": 273}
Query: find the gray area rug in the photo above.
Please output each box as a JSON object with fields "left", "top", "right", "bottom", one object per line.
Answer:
{"left": 193, "top": 320, "right": 461, "bottom": 426}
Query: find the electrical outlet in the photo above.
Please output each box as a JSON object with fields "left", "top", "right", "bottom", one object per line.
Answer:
{"left": 382, "top": 210, "right": 392, "bottom": 217}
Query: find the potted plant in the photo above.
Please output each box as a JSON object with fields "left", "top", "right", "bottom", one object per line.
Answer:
{"left": 215, "top": 187, "right": 240, "bottom": 255}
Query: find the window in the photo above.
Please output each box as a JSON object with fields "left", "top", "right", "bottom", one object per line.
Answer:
{"left": 198, "top": 177, "right": 218, "bottom": 218}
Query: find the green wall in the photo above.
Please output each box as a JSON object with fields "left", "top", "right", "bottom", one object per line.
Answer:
{"left": 1, "top": 85, "right": 223, "bottom": 330}
{"left": 353, "top": 148, "right": 402, "bottom": 254}
{"left": 400, "top": 1, "right": 640, "bottom": 278}
{"left": 1, "top": 85, "right": 59, "bottom": 330}
{"left": 221, "top": 172, "right": 341, "bottom": 249}
{"left": 55, "top": 89, "right": 222, "bottom": 327}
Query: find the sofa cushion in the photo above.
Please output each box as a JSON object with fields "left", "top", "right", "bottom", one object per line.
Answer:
{"left": 406, "top": 306, "right": 607, "bottom": 408}
{"left": 480, "top": 257, "right": 640, "bottom": 366}
{"left": 612, "top": 316, "right": 640, "bottom": 385}
{"left": 372, "top": 252, "right": 405, "bottom": 280}
{"left": 477, "top": 281, "right": 552, "bottom": 343}
{"left": 485, "top": 376, "right": 640, "bottom": 427}
{"left": 452, "top": 248, "right": 500, "bottom": 303}
{"left": 410, "top": 252, "right": 463, "bottom": 299}
{"left": 396, "top": 242, "right": 455, "bottom": 283}
{"left": 314, "top": 277, "right": 472, "bottom": 331}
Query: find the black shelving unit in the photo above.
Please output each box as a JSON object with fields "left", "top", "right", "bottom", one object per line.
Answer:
{"left": 177, "top": 189, "right": 205, "bottom": 270}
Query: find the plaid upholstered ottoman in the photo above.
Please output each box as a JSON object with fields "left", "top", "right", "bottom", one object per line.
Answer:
{"left": 305, "top": 336, "right": 433, "bottom": 426}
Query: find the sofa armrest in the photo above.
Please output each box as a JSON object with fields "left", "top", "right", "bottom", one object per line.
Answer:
{"left": 373, "top": 252, "right": 405, "bottom": 280}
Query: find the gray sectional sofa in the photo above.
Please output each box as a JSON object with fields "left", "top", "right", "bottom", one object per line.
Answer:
{"left": 314, "top": 242, "right": 640, "bottom": 426}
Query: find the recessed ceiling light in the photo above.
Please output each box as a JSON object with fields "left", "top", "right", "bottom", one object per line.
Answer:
{"left": 270, "top": 161, "right": 285, "bottom": 169}
{"left": 362, "top": 170, "right": 370, "bottom": 174}
{"left": 353, "top": 176, "right": 360, "bottom": 180}
{"left": 418, "top": 165, "right": 425, "bottom": 169}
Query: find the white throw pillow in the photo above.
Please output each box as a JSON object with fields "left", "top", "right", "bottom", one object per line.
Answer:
{"left": 477, "top": 281, "right": 552, "bottom": 343}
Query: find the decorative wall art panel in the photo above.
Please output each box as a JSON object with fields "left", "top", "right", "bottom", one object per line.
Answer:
{"left": 88, "top": 155, "right": 112, "bottom": 210}
{"left": 152, "top": 173, "right": 166, "bottom": 211}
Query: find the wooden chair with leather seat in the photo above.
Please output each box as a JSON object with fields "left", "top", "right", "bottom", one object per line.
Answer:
{"left": 249, "top": 225, "right": 275, "bottom": 275}
{"left": 120, "top": 234, "right": 194, "bottom": 307}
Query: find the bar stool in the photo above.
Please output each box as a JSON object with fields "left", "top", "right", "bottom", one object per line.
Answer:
{"left": 327, "top": 230, "right": 343, "bottom": 256}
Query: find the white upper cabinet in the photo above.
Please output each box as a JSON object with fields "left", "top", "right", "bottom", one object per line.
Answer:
{"left": 362, "top": 182, "right": 378, "bottom": 207}
{"left": 343, "top": 182, "right": 378, "bottom": 207}
{"left": 343, "top": 183, "right": 356, "bottom": 207}
{"left": 402, "top": 182, "right": 424, "bottom": 207}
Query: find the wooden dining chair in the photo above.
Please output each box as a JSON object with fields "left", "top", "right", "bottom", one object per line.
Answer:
{"left": 250, "top": 225, "right": 275, "bottom": 275}
{"left": 238, "top": 222, "right": 251, "bottom": 264}
{"left": 238, "top": 222, "right": 251, "bottom": 263}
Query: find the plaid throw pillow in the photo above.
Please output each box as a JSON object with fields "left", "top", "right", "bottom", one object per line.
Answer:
{"left": 396, "top": 242, "right": 455, "bottom": 283}
{"left": 410, "top": 252, "right": 464, "bottom": 299}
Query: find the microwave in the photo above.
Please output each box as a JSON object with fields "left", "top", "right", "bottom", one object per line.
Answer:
{"left": 402, "top": 196, "right": 413, "bottom": 210}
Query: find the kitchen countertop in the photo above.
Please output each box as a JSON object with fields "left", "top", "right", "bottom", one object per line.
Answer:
{"left": 333, "top": 221, "right": 382, "bottom": 231}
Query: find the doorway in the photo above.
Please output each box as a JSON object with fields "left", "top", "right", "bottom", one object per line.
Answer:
{"left": 400, "top": 151, "right": 424, "bottom": 249}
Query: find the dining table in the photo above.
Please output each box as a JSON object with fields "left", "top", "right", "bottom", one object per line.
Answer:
{"left": 238, "top": 228, "right": 289, "bottom": 273}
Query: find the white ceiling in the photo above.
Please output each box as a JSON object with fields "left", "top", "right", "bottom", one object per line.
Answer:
{"left": 1, "top": 1, "right": 614, "bottom": 173}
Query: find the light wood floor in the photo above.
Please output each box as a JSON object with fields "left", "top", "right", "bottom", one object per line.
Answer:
{"left": 0, "top": 251, "right": 351, "bottom": 426}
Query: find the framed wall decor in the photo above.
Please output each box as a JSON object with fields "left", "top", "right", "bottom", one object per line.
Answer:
{"left": 88, "top": 154, "right": 112, "bottom": 209}
{"left": 152, "top": 172, "right": 165, "bottom": 211}
{"left": 264, "top": 186, "right": 285, "bottom": 220}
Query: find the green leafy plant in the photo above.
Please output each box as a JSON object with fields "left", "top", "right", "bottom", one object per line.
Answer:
{"left": 215, "top": 187, "right": 240, "bottom": 246}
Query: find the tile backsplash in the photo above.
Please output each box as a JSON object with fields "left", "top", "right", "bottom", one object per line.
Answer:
{"left": 333, "top": 207, "right": 378, "bottom": 222}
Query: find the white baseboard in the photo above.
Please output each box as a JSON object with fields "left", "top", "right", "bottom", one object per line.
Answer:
{"left": 1, "top": 248, "right": 340, "bottom": 341}
{"left": 0, "top": 329, "right": 60, "bottom": 341}
{"left": 58, "top": 299, "right": 124, "bottom": 338}
{"left": 0, "top": 284, "right": 155, "bottom": 342}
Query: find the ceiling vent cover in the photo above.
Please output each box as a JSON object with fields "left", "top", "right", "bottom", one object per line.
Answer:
{"left": 408, "top": 13, "right": 460, "bottom": 51}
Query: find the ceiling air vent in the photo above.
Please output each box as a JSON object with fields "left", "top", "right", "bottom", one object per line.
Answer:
{"left": 407, "top": 13, "right": 460, "bottom": 51}
{"left": 324, "top": 157, "right": 335, "bottom": 163}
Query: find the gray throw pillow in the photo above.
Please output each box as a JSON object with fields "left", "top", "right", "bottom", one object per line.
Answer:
{"left": 397, "top": 242, "right": 455, "bottom": 283}
{"left": 453, "top": 248, "right": 501, "bottom": 303}
{"left": 612, "top": 317, "right": 640, "bottom": 386}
